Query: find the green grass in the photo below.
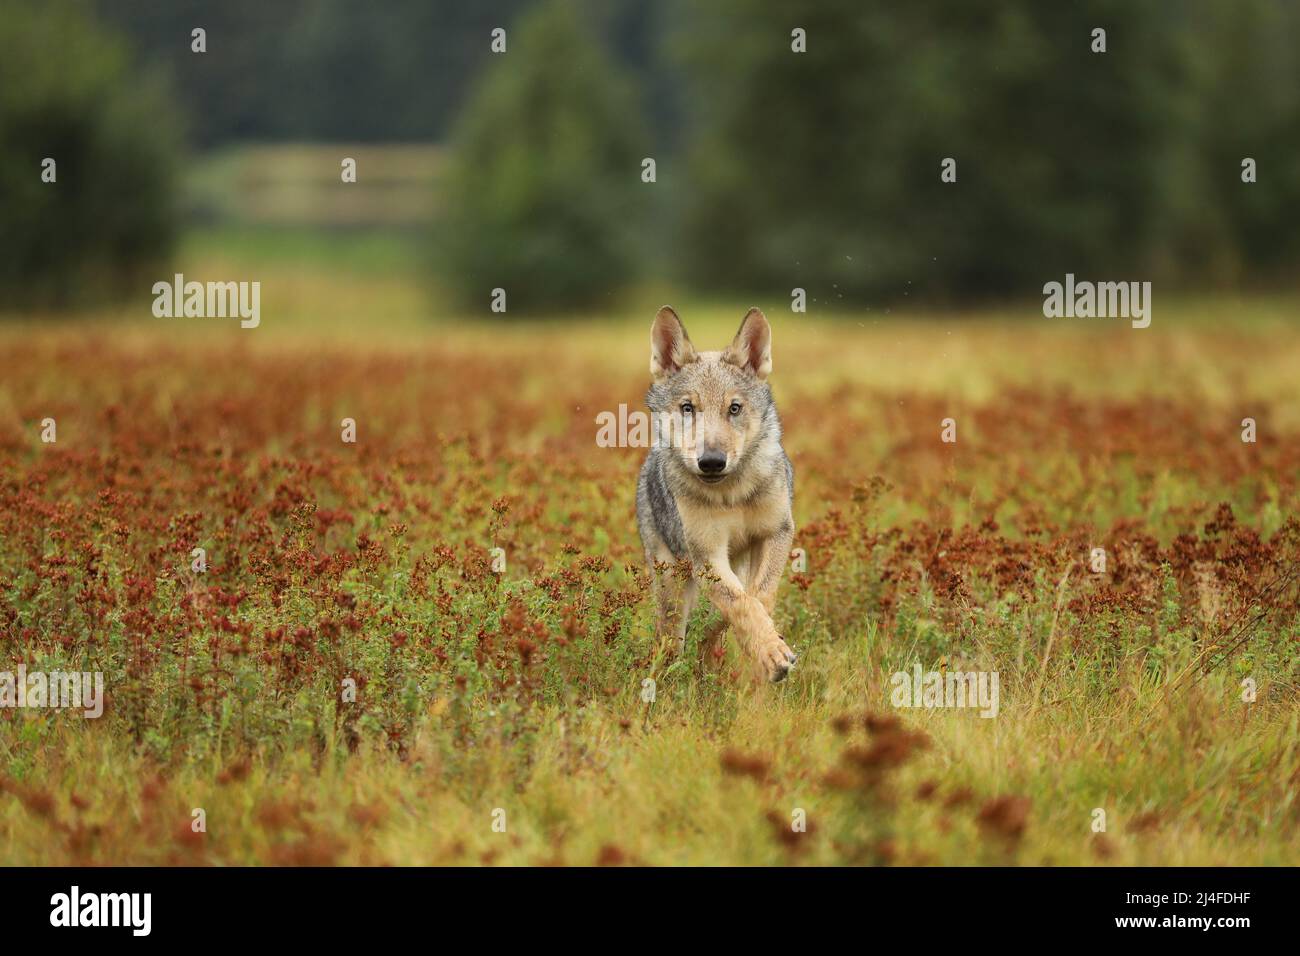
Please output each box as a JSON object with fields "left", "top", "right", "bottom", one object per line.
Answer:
{"left": 180, "top": 225, "right": 427, "bottom": 278}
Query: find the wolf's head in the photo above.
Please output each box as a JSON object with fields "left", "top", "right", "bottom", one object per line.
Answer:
{"left": 646, "top": 306, "right": 781, "bottom": 489}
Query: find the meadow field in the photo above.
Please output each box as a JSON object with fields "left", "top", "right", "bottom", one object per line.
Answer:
{"left": 1, "top": 235, "right": 1298, "bottom": 865}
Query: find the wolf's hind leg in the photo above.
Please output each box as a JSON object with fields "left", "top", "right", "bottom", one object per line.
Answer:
{"left": 650, "top": 555, "right": 695, "bottom": 659}
{"left": 674, "top": 577, "right": 698, "bottom": 655}
{"left": 697, "top": 616, "right": 729, "bottom": 671}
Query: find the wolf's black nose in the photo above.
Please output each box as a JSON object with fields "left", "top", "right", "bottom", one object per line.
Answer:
{"left": 698, "top": 451, "right": 727, "bottom": 475}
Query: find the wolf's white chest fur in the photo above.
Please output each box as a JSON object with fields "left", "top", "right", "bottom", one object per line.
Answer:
{"left": 676, "top": 485, "right": 788, "bottom": 558}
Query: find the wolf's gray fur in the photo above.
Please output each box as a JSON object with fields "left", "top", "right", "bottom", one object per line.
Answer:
{"left": 635, "top": 306, "right": 798, "bottom": 682}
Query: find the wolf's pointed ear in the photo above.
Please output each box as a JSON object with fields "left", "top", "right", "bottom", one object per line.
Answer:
{"left": 650, "top": 306, "right": 697, "bottom": 381}
{"left": 722, "top": 307, "right": 772, "bottom": 379}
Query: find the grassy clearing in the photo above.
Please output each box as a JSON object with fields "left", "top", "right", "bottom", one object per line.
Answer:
{"left": 0, "top": 255, "right": 1297, "bottom": 865}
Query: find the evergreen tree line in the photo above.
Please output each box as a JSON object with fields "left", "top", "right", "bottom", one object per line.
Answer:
{"left": 4, "top": 0, "right": 1297, "bottom": 310}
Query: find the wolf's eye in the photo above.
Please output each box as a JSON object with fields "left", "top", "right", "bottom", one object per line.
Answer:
{"left": 729, "top": 402, "right": 742, "bottom": 416}
{"left": 680, "top": 402, "right": 694, "bottom": 415}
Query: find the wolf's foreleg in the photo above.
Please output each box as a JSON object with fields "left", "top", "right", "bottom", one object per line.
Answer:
{"left": 746, "top": 522, "right": 795, "bottom": 615}
{"left": 695, "top": 548, "right": 796, "bottom": 683}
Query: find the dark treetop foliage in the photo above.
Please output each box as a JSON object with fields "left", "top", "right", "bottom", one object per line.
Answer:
{"left": 0, "top": 1, "right": 182, "bottom": 309}
{"left": 670, "top": 0, "right": 1300, "bottom": 305}
{"left": 433, "top": 0, "right": 649, "bottom": 312}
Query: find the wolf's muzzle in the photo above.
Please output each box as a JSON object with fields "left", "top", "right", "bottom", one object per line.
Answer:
{"left": 697, "top": 450, "right": 728, "bottom": 479}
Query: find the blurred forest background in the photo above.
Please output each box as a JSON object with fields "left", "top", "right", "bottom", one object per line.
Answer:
{"left": 1, "top": 0, "right": 1298, "bottom": 312}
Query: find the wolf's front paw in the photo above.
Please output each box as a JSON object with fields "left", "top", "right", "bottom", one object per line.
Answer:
{"left": 757, "top": 637, "right": 798, "bottom": 683}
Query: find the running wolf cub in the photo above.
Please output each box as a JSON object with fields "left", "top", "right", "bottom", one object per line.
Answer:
{"left": 636, "top": 306, "right": 797, "bottom": 682}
